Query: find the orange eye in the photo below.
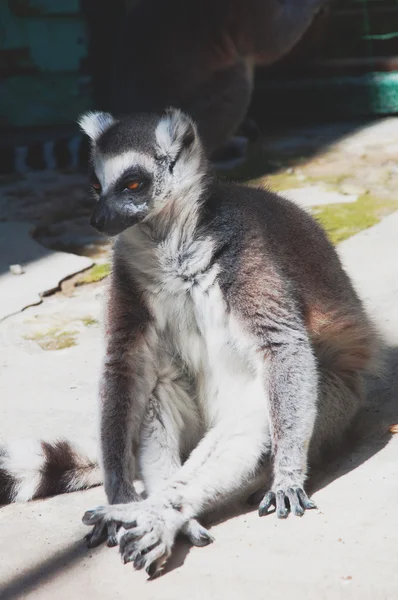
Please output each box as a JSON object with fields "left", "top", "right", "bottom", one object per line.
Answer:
{"left": 92, "top": 180, "right": 101, "bottom": 191}
{"left": 126, "top": 180, "right": 142, "bottom": 191}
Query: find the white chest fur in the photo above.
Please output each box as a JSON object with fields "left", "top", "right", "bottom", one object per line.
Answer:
{"left": 119, "top": 225, "right": 268, "bottom": 429}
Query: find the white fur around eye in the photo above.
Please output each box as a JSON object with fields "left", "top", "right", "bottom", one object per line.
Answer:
{"left": 94, "top": 151, "right": 156, "bottom": 193}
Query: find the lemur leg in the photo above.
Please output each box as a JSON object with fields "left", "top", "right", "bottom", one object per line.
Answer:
{"left": 83, "top": 389, "right": 269, "bottom": 575}
{"left": 251, "top": 368, "right": 367, "bottom": 508}
{"left": 258, "top": 332, "right": 318, "bottom": 519}
{"left": 138, "top": 364, "right": 213, "bottom": 548}
{"left": 185, "top": 58, "right": 254, "bottom": 157}
{"left": 309, "top": 367, "right": 365, "bottom": 462}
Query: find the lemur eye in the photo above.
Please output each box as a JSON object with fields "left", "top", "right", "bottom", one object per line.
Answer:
{"left": 125, "top": 179, "right": 144, "bottom": 191}
{"left": 91, "top": 179, "right": 101, "bottom": 192}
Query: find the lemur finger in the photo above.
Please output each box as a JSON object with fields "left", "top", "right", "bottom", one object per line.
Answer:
{"left": 121, "top": 530, "right": 159, "bottom": 560}
{"left": 106, "top": 522, "right": 120, "bottom": 547}
{"left": 133, "top": 542, "right": 167, "bottom": 574}
{"left": 122, "top": 546, "right": 140, "bottom": 565}
{"left": 119, "top": 526, "right": 147, "bottom": 554}
{"left": 143, "top": 543, "right": 169, "bottom": 578}
{"left": 183, "top": 519, "right": 214, "bottom": 547}
{"left": 276, "top": 490, "right": 289, "bottom": 519}
{"left": 133, "top": 553, "right": 146, "bottom": 570}
{"left": 83, "top": 504, "right": 139, "bottom": 529}
{"left": 258, "top": 491, "right": 275, "bottom": 517}
{"left": 286, "top": 487, "right": 304, "bottom": 517}
{"left": 297, "top": 487, "right": 317, "bottom": 510}
{"left": 83, "top": 506, "right": 108, "bottom": 526}
{"left": 85, "top": 521, "right": 108, "bottom": 548}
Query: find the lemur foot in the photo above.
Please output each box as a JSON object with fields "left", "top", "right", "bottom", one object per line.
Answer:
{"left": 85, "top": 512, "right": 211, "bottom": 551}
{"left": 258, "top": 484, "right": 316, "bottom": 519}
{"left": 183, "top": 519, "right": 214, "bottom": 547}
{"left": 85, "top": 520, "right": 120, "bottom": 548}
{"left": 83, "top": 500, "right": 212, "bottom": 577}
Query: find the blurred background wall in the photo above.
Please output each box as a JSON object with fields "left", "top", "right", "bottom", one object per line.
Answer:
{"left": 1, "top": 0, "right": 398, "bottom": 173}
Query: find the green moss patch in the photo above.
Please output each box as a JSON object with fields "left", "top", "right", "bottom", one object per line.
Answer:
{"left": 81, "top": 316, "right": 98, "bottom": 327}
{"left": 77, "top": 263, "right": 111, "bottom": 285}
{"left": 25, "top": 328, "right": 78, "bottom": 351}
{"left": 312, "top": 194, "right": 398, "bottom": 244}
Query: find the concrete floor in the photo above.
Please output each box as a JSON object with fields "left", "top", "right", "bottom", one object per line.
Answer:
{"left": 1, "top": 122, "right": 398, "bottom": 599}
{"left": 0, "top": 214, "right": 397, "bottom": 600}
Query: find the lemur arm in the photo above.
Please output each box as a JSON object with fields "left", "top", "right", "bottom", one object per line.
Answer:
{"left": 100, "top": 262, "right": 156, "bottom": 505}
{"left": 261, "top": 313, "right": 318, "bottom": 517}
{"left": 227, "top": 258, "right": 319, "bottom": 518}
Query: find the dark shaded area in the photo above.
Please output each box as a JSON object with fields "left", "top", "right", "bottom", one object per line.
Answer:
{"left": 80, "top": 0, "right": 125, "bottom": 112}
{"left": 0, "top": 539, "right": 91, "bottom": 600}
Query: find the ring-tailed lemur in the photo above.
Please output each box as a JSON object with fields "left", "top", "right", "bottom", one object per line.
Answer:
{"left": 0, "top": 108, "right": 379, "bottom": 579}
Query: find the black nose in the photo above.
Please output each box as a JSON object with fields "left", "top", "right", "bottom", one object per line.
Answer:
{"left": 90, "top": 200, "right": 131, "bottom": 236}
{"left": 90, "top": 211, "right": 106, "bottom": 232}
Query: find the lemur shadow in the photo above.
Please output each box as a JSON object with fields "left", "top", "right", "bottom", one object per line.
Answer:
{"left": 0, "top": 539, "right": 90, "bottom": 600}
{"left": 165, "top": 345, "right": 398, "bottom": 576}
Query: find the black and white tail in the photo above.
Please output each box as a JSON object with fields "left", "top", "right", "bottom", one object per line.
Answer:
{"left": 0, "top": 439, "right": 102, "bottom": 505}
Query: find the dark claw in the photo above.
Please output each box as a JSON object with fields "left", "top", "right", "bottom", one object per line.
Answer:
{"left": 200, "top": 532, "right": 214, "bottom": 546}
{"left": 133, "top": 554, "right": 146, "bottom": 570}
{"left": 85, "top": 523, "right": 108, "bottom": 548}
{"left": 107, "top": 535, "right": 118, "bottom": 547}
{"left": 123, "top": 551, "right": 134, "bottom": 564}
{"left": 106, "top": 521, "right": 119, "bottom": 547}
{"left": 276, "top": 490, "right": 289, "bottom": 519}
{"left": 258, "top": 490, "right": 275, "bottom": 517}
{"left": 82, "top": 510, "right": 98, "bottom": 526}
{"left": 286, "top": 487, "right": 305, "bottom": 517}
{"left": 259, "top": 486, "right": 317, "bottom": 519}
{"left": 146, "top": 562, "right": 158, "bottom": 578}
{"left": 192, "top": 531, "right": 214, "bottom": 547}
{"left": 119, "top": 528, "right": 142, "bottom": 552}
{"left": 297, "top": 487, "right": 317, "bottom": 510}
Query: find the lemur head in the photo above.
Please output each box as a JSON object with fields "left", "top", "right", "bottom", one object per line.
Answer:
{"left": 79, "top": 108, "right": 207, "bottom": 236}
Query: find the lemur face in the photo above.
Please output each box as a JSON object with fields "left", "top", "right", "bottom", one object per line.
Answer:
{"left": 79, "top": 109, "right": 203, "bottom": 236}
{"left": 88, "top": 158, "right": 153, "bottom": 236}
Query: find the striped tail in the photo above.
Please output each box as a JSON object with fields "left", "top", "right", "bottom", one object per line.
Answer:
{"left": 0, "top": 438, "right": 102, "bottom": 505}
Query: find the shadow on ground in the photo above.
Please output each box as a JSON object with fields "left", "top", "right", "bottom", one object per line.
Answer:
{"left": 222, "top": 119, "right": 372, "bottom": 184}
{"left": 0, "top": 539, "right": 90, "bottom": 600}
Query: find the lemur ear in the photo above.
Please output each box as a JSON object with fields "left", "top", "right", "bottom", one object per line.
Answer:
{"left": 78, "top": 111, "right": 115, "bottom": 142}
{"left": 155, "top": 108, "right": 197, "bottom": 160}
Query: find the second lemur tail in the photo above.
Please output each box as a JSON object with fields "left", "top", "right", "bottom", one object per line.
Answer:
{"left": 0, "top": 438, "right": 102, "bottom": 505}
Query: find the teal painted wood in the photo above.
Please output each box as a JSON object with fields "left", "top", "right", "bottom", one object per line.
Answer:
{"left": 0, "top": 73, "right": 90, "bottom": 129}
{"left": 254, "top": 72, "right": 398, "bottom": 120}
{"left": 0, "top": 0, "right": 90, "bottom": 128}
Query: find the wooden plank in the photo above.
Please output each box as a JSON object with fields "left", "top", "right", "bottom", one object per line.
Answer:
{"left": 267, "top": 56, "right": 398, "bottom": 78}
{"left": 252, "top": 72, "right": 398, "bottom": 121}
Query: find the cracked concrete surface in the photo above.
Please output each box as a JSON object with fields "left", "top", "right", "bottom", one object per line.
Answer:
{"left": 0, "top": 212, "right": 397, "bottom": 599}
{"left": 0, "top": 119, "right": 398, "bottom": 599}
{"left": 0, "top": 222, "right": 92, "bottom": 321}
